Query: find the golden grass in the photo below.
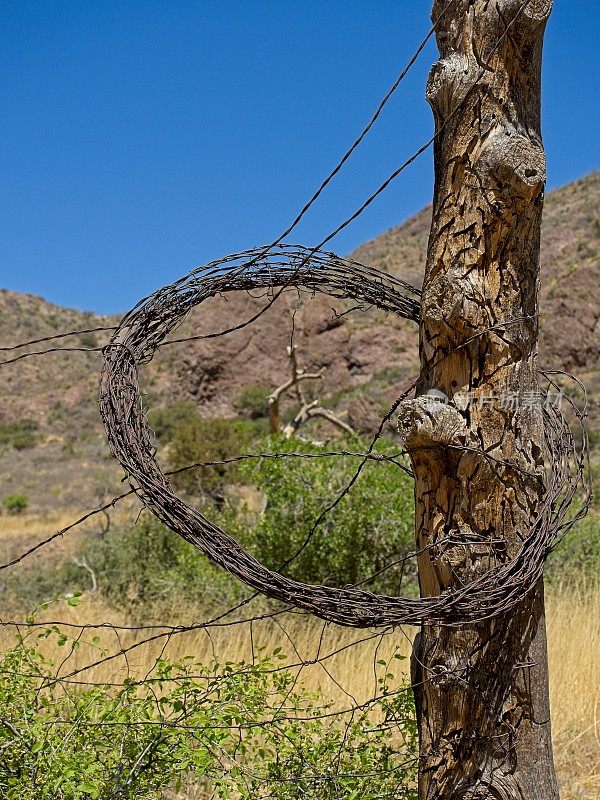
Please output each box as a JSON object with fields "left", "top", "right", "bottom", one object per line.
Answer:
{"left": 0, "top": 510, "right": 78, "bottom": 540}
{"left": 0, "top": 498, "right": 141, "bottom": 566}
{"left": 0, "top": 594, "right": 414, "bottom": 704}
{"left": 547, "top": 582, "right": 600, "bottom": 799}
{"left": 1, "top": 584, "right": 597, "bottom": 795}
{"left": 0, "top": 499, "right": 141, "bottom": 541}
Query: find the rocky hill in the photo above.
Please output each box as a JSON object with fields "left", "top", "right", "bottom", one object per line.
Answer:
{"left": 1, "top": 172, "right": 598, "bottom": 514}
{"left": 353, "top": 171, "right": 600, "bottom": 372}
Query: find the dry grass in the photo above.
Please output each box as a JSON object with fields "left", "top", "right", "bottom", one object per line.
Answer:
{"left": 1, "top": 583, "right": 597, "bottom": 795}
{"left": 0, "top": 594, "right": 414, "bottom": 703}
{"left": 547, "top": 582, "right": 600, "bottom": 799}
{"left": 0, "top": 510, "right": 78, "bottom": 540}
{"left": 0, "top": 498, "right": 141, "bottom": 568}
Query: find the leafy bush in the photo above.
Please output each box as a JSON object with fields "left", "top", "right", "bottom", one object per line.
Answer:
{"left": 2, "top": 493, "right": 28, "bottom": 514}
{"left": 148, "top": 401, "right": 266, "bottom": 497}
{"left": 155, "top": 406, "right": 416, "bottom": 595}
{"left": 167, "top": 414, "right": 263, "bottom": 497}
{"left": 0, "top": 418, "right": 39, "bottom": 450}
{"left": 0, "top": 602, "right": 417, "bottom": 799}
{"left": 235, "top": 383, "right": 271, "bottom": 419}
{"left": 219, "top": 434, "right": 417, "bottom": 595}
{"left": 147, "top": 399, "right": 199, "bottom": 444}
{"left": 2, "top": 514, "right": 244, "bottom": 618}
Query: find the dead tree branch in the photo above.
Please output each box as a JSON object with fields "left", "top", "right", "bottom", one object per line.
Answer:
{"left": 267, "top": 345, "right": 355, "bottom": 439}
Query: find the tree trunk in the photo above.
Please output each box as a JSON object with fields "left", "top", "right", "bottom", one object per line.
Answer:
{"left": 398, "top": 1, "right": 558, "bottom": 797}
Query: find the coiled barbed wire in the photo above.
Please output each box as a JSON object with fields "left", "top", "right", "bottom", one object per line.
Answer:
{"left": 99, "top": 245, "right": 590, "bottom": 628}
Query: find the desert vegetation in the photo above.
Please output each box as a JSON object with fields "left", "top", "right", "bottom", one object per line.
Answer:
{"left": 0, "top": 174, "right": 598, "bottom": 798}
{"left": 1, "top": 402, "right": 598, "bottom": 798}
{"left": 0, "top": 569, "right": 598, "bottom": 798}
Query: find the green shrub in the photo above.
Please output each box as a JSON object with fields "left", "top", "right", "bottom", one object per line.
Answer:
{"left": 168, "top": 415, "right": 263, "bottom": 497}
{"left": 153, "top": 406, "right": 416, "bottom": 595}
{"left": 218, "top": 434, "right": 417, "bottom": 595}
{"left": 147, "top": 399, "right": 199, "bottom": 444}
{"left": 73, "top": 515, "right": 244, "bottom": 617}
{"left": 235, "top": 384, "right": 271, "bottom": 419}
{"left": 78, "top": 331, "right": 98, "bottom": 348}
{"left": 546, "top": 507, "right": 600, "bottom": 584}
{"left": 148, "top": 401, "right": 266, "bottom": 497}
{"left": 2, "top": 493, "right": 28, "bottom": 514}
{"left": 0, "top": 418, "right": 39, "bottom": 450}
{"left": 8, "top": 427, "right": 416, "bottom": 614}
{"left": 0, "top": 602, "right": 417, "bottom": 800}
{"left": 2, "top": 514, "right": 244, "bottom": 617}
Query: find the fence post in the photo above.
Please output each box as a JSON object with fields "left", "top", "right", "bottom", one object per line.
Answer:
{"left": 399, "top": 1, "right": 559, "bottom": 796}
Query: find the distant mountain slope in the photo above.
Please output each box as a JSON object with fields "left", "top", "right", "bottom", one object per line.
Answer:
{"left": 0, "top": 173, "right": 598, "bottom": 513}
{"left": 0, "top": 291, "right": 115, "bottom": 425}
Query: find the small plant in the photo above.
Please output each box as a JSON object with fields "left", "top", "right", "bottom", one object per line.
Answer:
{"left": 167, "top": 414, "right": 262, "bottom": 497}
{"left": 147, "top": 399, "right": 198, "bottom": 443}
{"left": 2, "top": 493, "right": 28, "bottom": 514}
{"left": 78, "top": 331, "right": 98, "bottom": 348}
{"left": 70, "top": 514, "right": 243, "bottom": 617}
{"left": 546, "top": 506, "right": 600, "bottom": 583}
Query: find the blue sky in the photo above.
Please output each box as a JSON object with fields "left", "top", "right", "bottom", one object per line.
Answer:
{"left": 2, "top": 1, "right": 598, "bottom": 314}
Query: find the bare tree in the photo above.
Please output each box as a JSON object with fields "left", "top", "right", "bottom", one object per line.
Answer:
{"left": 267, "top": 345, "right": 355, "bottom": 439}
{"left": 397, "top": 1, "right": 558, "bottom": 797}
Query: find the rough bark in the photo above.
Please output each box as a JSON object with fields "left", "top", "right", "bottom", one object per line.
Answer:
{"left": 398, "top": 2, "right": 558, "bottom": 798}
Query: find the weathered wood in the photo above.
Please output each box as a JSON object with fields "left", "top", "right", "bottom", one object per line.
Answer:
{"left": 398, "top": 1, "right": 558, "bottom": 797}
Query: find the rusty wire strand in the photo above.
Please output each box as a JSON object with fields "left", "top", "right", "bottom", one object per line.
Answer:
{"left": 0, "top": 325, "right": 117, "bottom": 352}
{"left": 307, "top": 0, "right": 536, "bottom": 255}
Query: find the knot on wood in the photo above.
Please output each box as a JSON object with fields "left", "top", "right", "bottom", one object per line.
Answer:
{"left": 419, "top": 270, "right": 487, "bottom": 349}
{"left": 397, "top": 392, "right": 468, "bottom": 451}
{"left": 426, "top": 52, "right": 474, "bottom": 118}
{"left": 478, "top": 131, "right": 546, "bottom": 202}
{"left": 478, "top": 0, "right": 552, "bottom": 50}
{"left": 500, "top": 0, "right": 553, "bottom": 24}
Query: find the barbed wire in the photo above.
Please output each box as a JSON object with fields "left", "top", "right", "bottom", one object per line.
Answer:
{"left": 0, "top": 313, "right": 590, "bottom": 632}
{"left": 98, "top": 242, "right": 591, "bottom": 628}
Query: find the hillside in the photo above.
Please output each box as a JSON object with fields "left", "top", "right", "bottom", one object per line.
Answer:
{"left": 0, "top": 172, "right": 598, "bottom": 515}
{"left": 353, "top": 171, "right": 600, "bottom": 371}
